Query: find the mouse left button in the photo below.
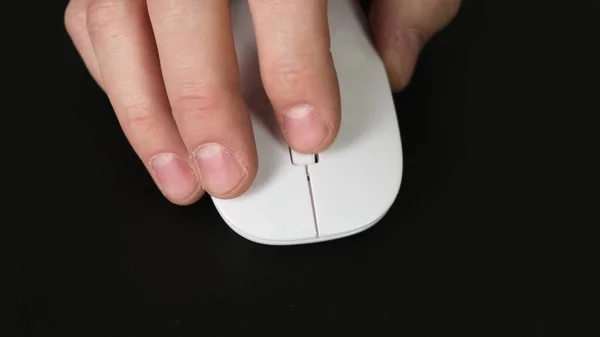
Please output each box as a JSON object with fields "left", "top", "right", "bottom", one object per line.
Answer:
{"left": 211, "top": 119, "right": 318, "bottom": 244}
{"left": 212, "top": 164, "right": 318, "bottom": 244}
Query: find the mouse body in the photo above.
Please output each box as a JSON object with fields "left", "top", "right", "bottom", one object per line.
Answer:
{"left": 212, "top": 0, "right": 403, "bottom": 245}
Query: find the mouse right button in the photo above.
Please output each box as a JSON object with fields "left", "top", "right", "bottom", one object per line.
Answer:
{"left": 307, "top": 59, "right": 403, "bottom": 239}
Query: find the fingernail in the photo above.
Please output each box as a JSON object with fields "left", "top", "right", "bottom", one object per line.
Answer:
{"left": 194, "top": 143, "right": 246, "bottom": 197}
{"left": 150, "top": 153, "right": 198, "bottom": 201}
{"left": 283, "top": 104, "right": 328, "bottom": 151}
{"left": 383, "top": 30, "right": 423, "bottom": 90}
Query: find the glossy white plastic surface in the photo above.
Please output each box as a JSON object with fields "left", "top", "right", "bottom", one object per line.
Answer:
{"left": 212, "top": 0, "right": 403, "bottom": 245}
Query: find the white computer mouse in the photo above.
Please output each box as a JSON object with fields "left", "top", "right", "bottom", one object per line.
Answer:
{"left": 212, "top": 0, "right": 403, "bottom": 245}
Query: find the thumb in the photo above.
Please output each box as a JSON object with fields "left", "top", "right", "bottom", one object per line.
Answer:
{"left": 369, "top": 0, "right": 462, "bottom": 91}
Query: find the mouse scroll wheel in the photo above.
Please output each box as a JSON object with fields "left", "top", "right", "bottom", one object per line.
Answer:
{"left": 289, "top": 148, "right": 319, "bottom": 166}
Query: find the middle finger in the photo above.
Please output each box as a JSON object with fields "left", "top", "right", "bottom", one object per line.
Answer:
{"left": 147, "top": 0, "right": 258, "bottom": 199}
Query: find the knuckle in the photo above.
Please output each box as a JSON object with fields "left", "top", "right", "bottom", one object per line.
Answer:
{"left": 122, "top": 101, "right": 161, "bottom": 133}
{"left": 248, "top": 0, "right": 285, "bottom": 10}
{"left": 267, "top": 58, "right": 313, "bottom": 92}
{"left": 64, "top": 0, "right": 88, "bottom": 36}
{"left": 86, "top": 0, "right": 126, "bottom": 33}
{"left": 171, "top": 82, "right": 221, "bottom": 120}
{"left": 157, "top": 1, "right": 190, "bottom": 21}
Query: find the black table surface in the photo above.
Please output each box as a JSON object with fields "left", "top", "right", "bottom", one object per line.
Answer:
{"left": 2, "top": 1, "right": 599, "bottom": 336}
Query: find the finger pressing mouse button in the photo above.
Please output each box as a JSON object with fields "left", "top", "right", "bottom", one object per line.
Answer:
{"left": 289, "top": 148, "right": 319, "bottom": 165}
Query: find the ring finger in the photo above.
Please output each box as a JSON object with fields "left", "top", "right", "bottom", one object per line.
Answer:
{"left": 85, "top": 0, "right": 202, "bottom": 204}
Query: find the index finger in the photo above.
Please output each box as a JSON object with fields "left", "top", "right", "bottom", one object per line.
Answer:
{"left": 248, "top": 0, "right": 341, "bottom": 154}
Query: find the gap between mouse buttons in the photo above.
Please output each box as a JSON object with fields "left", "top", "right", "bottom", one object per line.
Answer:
{"left": 304, "top": 165, "right": 319, "bottom": 238}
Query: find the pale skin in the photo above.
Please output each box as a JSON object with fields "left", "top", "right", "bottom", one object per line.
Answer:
{"left": 65, "top": 0, "right": 461, "bottom": 205}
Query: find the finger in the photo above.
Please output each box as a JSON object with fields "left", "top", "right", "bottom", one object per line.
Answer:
{"left": 146, "top": 0, "right": 258, "bottom": 199}
{"left": 248, "top": 0, "right": 341, "bottom": 153}
{"left": 370, "top": 0, "right": 462, "bottom": 91}
{"left": 86, "top": 0, "right": 202, "bottom": 205}
{"left": 65, "top": 0, "right": 103, "bottom": 88}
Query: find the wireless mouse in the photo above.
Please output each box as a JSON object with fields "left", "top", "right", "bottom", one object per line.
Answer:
{"left": 212, "top": 0, "right": 403, "bottom": 245}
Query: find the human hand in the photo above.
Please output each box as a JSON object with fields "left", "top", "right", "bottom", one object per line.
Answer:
{"left": 65, "top": 0, "right": 460, "bottom": 205}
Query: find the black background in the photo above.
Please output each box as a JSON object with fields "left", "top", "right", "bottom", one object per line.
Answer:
{"left": 1, "top": 0, "right": 599, "bottom": 336}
